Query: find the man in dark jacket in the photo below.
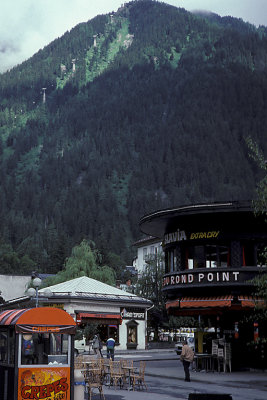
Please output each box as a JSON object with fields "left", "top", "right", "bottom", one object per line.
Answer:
{"left": 106, "top": 336, "right": 115, "bottom": 361}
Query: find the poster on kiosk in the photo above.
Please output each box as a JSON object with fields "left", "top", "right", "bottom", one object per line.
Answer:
{"left": 0, "top": 307, "right": 76, "bottom": 400}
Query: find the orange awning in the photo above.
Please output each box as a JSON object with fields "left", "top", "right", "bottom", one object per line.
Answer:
{"left": 166, "top": 299, "right": 180, "bottom": 310}
{"left": 0, "top": 308, "right": 76, "bottom": 334}
{"left": 180, "top": 296, "right": 233, "bottom": 308}
{"left": 238, "top": 296, "right": 265, "bottom": 308}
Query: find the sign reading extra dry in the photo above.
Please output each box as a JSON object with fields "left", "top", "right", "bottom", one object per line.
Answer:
{"left": 163, "top": 270, "right": 240, "bottom": 287}
{"left": 163, "top": 229, "right": 220, "bottom": 245}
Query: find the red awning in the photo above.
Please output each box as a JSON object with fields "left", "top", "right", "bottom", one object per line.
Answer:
{"left": 238, "top": 296, "right": 265, "bottom": 308}
{"left": 180, "top": 296, "right": 233, "bottom": 308}
{"left": 77, "top": 312, "right": 122, "bottom": 325}
{"left": 0, "top": 308, "right": 76, "bottom": 334}
{"left": 166, "top": 299, "right": 180, "bottom": 310}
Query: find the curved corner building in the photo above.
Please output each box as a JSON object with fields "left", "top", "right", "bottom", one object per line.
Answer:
{"left": 140, "top": 201, "right": 267, "bottom": 367}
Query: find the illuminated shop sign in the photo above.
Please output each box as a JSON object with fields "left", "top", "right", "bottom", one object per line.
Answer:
{"left": 163, "top": 229, "right": 220, "bottom": 244}
{"left": 163, "top": 270, "right": 240, "bottom": 287}
{"left": 121, "top": 308, "right": 145, "bottom": 320}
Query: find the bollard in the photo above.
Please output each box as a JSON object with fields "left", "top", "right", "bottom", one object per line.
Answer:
{"left": 74, "top": 369, "right": 86, "bottom": 400}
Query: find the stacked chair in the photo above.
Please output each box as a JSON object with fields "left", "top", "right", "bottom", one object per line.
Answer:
{"left": 211, "top": 339, "right": 232, "bottom": 373}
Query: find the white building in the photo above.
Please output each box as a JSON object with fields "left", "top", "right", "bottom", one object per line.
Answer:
{"left": 133, "top": 236, "right": 164, "bottom": 276}
{"left": 1, "top": 276, "right": 152, "bottom": 351}
{"left": 0, "top": 274, "right": 30, "bottom": 301}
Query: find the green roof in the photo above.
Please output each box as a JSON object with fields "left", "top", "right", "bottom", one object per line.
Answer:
{"left": 39, "top": 276, "right": 137, "bottom": 298}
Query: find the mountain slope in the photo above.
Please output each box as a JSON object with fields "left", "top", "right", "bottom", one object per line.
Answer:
{"left": 0, "top": 0, "right": 266, "bottom": 274}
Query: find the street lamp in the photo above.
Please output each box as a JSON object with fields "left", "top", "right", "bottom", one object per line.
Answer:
{"left": 27, "top": 277, "right": 52, "bottom": 307}
{"left": 27, "top": 277, "right": 41, "bottom": 307}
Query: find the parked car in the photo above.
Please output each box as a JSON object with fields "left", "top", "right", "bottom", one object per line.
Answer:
{"left": 74, "top": 336, "right": 90, "bottom": 355}
{"left": 175, "top": 335, "right": 195, "bottom": 355}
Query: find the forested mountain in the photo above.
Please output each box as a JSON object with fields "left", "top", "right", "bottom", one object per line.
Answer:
{"left": 0, "top": 0, "right": 267, "bottom": 276}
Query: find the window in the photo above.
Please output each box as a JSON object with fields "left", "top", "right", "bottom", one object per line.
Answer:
{"left": 19, "top": 333, "right": 70, "bottom": 366}
{"left": 97, "top": 324, "right": 119, "bottom": 345}
{"left": 126, "top": 320, "right": 138, "bottom": 349}
{"left": 0, "top": 329, "right": 15, "bottom": 364}
{"left": 168, "top": 249, "right": 175, "bottom": 272}
{"left": 143, "top": 248, "right": 147, "bottom": 260}
{"left": 0, "top": 331, "right": 7, "bottom": 363}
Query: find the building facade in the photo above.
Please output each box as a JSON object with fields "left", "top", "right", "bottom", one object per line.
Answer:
{"left": 0, "top": 276, "right": 152, "bottom": 351}
{"left": 139, "top": 201, "right": 267, "bottom": 367}
{"left": 133, "top": 236, "right": 163, "bottom": 276}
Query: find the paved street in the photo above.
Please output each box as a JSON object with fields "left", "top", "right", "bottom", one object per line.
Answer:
{"left": 82, "top": 349, "right": 267, "bottom": 400}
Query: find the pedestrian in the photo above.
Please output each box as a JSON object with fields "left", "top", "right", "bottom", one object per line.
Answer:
{"left": 180, "top": 341, "right": 194, "bottom": 382}
{"left": 106, "top": 336, "right": 115, "bottom": 361}
{"left": 99, "top": 336, "right": 103, "bottom": 358}
{"left": 92, "top": 334, "right": 101, "bottom": 357}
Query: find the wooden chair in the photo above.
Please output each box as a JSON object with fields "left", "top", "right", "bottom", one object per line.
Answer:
{"left": 109, "top": 360, "right": 124, "bottom": 389}
{"left": 131, "top": 361, "right": 147, "bottom": 391}
{"left": 74, "top": 356, "right": 85, "bottom": 369}
{"left": 84, "top": 370, "right": 105, "bottom": 400}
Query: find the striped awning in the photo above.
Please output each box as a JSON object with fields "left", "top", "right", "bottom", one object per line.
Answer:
{"left": 166, "top": 296, "right": 234, "bottom": 310}
{"left": 0, "top": 309, "right": 28, "bottom": 325}
{"left": 166, "top": 299, "right": 180, "bottom": 310}
{"left": 0, "top": 308, "right": 76, "bottom": 334}
{"left": 238, "top": 296, "right": 265, "bottom": 308}
{"left": 180, "top": 296, "right": 233, "bottom": 308}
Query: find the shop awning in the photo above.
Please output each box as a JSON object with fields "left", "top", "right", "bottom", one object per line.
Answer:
{"left": 238, "top": 296, "right": 265, "bottom": 308}
{"left": 76, "top": 312, "right": 122, "bottom": 325}
{"left": 0, "top": 307, "right": 76, "bottom": 334}
{"left": 180, "top": 296, "right": 233, "bottom": 308}
{"left": 166, "top": 299, "right": 180, "bottom": 310}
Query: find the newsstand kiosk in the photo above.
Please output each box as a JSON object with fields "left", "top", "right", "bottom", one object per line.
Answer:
{"left": 0, "top": 307, "right": 76, "bottom": 400}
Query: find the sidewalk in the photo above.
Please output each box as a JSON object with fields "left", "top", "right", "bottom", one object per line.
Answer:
{"left": 86, "top": 348, "right": 267, "bottom": 387}
{"left": 79, "top": 349, "right": 267, "bottom": 400}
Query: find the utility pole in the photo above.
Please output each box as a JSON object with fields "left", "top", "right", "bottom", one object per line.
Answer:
{"left": 71, "top": 59, "right": 76, "bottom": 73}
{"left": 93, "top": 35, "right": 97, "bottom": 47}
{"left": 42, "top": 88, "right": 46, "bottom": 104}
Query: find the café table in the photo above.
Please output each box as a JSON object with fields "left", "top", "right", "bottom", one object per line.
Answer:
{"left": 121, "top": 366, "right": 136, "bottom": 390}
{"left": 194, "top": 353, "right": 213, "bottom": 372}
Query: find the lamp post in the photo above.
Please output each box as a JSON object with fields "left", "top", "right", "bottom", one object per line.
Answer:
{"left": 27, "top": 278, "right": 52, "bottom": 307}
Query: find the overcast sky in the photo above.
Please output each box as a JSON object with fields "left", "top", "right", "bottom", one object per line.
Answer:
{"left": 1, "top": 0, "right": 267, "bottom": 73}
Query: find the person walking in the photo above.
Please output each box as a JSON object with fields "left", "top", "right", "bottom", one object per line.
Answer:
{"left": 106, "top": 336, "right": 115, "bottom": 361}
{"left": 99, "top": 336, "right": 103, "bottom": 358}
{"left": 180, "top": 341, "right": 194, "bottom": 382}
{"left": 92, "top": 334, "right": 101, "bottom": 357}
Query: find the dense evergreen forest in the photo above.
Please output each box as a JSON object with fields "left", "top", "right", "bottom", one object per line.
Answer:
{"left": 0, "top": 0, "right": 267, "bottom": 276}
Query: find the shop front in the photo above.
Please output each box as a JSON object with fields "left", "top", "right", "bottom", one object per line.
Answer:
{"left": 140, "top": 201, "right": 267, "bottom": 368}
{"left": 0, "top": 307, "right": 76, "bottom": 400}
{"left": 0, "top": 276, "right": 152, "bottom": 351}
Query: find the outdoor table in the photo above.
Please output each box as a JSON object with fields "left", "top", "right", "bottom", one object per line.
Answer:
{"left": 194, "top": 353, "right": 213, "bottom": 372}
{"left": 122, "top": 366, "right": 136, "bottom": 390}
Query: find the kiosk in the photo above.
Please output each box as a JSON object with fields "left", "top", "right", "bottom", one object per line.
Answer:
{"left": 0, "top": 307, "right": 76, "bottom": 400}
